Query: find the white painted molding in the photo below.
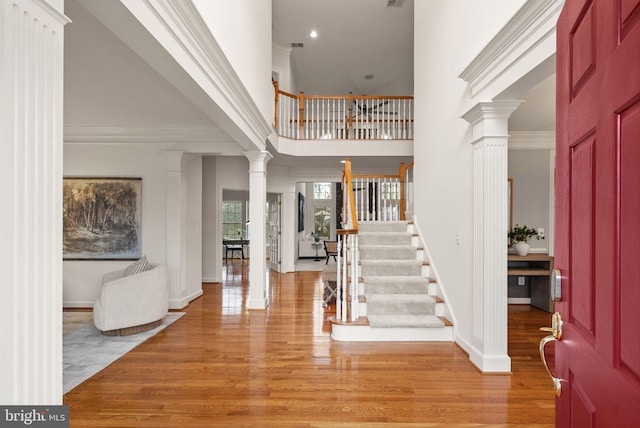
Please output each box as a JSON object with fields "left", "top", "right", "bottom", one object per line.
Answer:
{"left": 458, "top": 0, "right": 564, "bottom": 96}
{"left": 145, "top": 0, "right": 273, "bottom": 146}
{"left": 112, "top": 0, "right": 272, "bottom": 151}
{"left": 64, "top": 126, "right": 233, "bottom": 143}
{"left": 509, "top": 131, "right": 555, "bottom": 149}
{"left": 33, "top": 0, "right": 72, "bottom": 24}
{"left": 508, "top": 298, "right": 532, "bottom": 304}
{"left": 462, "top": 101, "right": 524, "bottom": 126}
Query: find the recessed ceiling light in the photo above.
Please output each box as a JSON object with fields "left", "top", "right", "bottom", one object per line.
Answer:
{"left": 310, "top": 30, "right": 318, "bottom": 38}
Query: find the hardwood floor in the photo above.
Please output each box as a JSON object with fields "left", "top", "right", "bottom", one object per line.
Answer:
{"left": 64, "top": 261, "right": 555, "bottom": 427}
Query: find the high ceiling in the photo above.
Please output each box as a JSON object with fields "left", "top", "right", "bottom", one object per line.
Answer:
{"left": 272, "top": 0, "right": 414, "bottom": 96}
{"left": 63, "top": 0, "right": 553, "bottom": 150}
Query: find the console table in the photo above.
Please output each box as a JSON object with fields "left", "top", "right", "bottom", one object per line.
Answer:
{"left": 508, "top": 253, "right": 554, "bottom": 312}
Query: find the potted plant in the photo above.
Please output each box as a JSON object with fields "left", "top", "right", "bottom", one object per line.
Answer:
{"left": 508, "top": 224, "right": 540, "bottom": 256}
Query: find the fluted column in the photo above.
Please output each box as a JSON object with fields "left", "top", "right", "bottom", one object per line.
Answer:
{"left": 0, "top": 0, "right": 70, "bottom": 403}
{"left": 245, "top": 151, "right": 272, "bottom": 309}
{"left": 163, "top": 151, "right": 193, "bottom": 309}
{"left": 462, "top": 101, "right": 522, "bottom": 373}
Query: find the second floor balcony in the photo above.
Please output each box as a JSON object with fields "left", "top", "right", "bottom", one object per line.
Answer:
{"left": 273, "top": 81, "right": 414, "bottom": 141}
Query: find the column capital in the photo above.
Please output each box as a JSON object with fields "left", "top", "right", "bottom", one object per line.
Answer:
{"left": 462, "top": 100, "right": 524, "bottom": 126}
{"left": 244, "top": 150, "right": 273, "bottom": 171}
{"left": 462, "top": 100, "right": 523, "bottom": 142}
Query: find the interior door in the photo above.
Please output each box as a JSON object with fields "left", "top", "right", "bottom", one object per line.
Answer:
{"left": 269, "top": 194, "right": 281, "bottom": 272}
{"left": 553, "top": 0, "right": 640, "bottom": 425}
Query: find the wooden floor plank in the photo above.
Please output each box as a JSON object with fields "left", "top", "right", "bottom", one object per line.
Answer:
{"left": 64, "top": 261, "right": 555, "bottom": 427}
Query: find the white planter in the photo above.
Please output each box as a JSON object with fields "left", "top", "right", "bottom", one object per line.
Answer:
{"left": 513, "top": 241, "right": 530, "bottom": 256}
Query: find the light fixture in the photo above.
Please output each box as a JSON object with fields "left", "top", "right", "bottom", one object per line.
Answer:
{"left": 310, "top": 30, "right": 318, "bottom": 38}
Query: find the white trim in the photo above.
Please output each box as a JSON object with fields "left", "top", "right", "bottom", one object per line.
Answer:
{"left": 33, "top": 0, "right": 72, "bottom": 24}
{"left": 509, "top": 131, "right": 555, "bottom": 149}
{"left": 411, "top": 216, "right": 457, "bottom": 328}
{"left": 64, "top": 126, "right": 233, "bottom": 143}
{"left": 508, "top": 298, "right": 532, "bottom": 304}
{"left": 458, "top": 0, "right": 564, "bottom": 96}
{"left": 202, "top": 276, "right": 221, "bottom": 283}
{"left": 119, "top": 0, "right": 272, "bottom": 150}
{"left": 63, "top": 301, "right": 96, "bottom": 308}
{"left": 170, "top": 289, "right": 203, "bottom": 309}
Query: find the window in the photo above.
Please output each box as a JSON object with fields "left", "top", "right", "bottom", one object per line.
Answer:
{"left": 313, "top": 182, "right": 332, "bottom": 200}
{"left": 380, "top": 181, "right": 400, "bottom": 200}
{"left": 222, "top": 201, "right": 243, "bottom": 239}
{"left": 314, "top": 206, "right": 331, "bottom": 238}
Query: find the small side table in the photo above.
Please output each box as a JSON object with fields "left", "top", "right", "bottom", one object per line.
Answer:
{"left": 312, "top": 241, "right": 322, "bottom": 261}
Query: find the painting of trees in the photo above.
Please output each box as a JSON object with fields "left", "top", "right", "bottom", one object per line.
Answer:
{"left": 63, "top": 178, "right": 142, "bottom": 259}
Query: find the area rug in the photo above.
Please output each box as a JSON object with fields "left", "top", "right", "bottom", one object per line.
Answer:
{"left": 63, "top": 311, "right": 184, "bottom": 394}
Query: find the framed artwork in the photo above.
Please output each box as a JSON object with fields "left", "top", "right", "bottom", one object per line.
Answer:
{"left": 63, "top": 177, "right": 142, "bottom": 260}
{"left": 298, "top": 192, "right": 305, "bottom": 232}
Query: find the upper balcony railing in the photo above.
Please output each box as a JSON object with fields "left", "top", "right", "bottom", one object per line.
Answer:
{"left": 273, "top": 81, "right": 414, "bottom": 140}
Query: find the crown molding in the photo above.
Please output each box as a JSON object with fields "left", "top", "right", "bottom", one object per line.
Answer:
{"left": 64, "top": 126, "right": 234, "bottom": 143}
{"left": 508, "top": 131, "right": 555, "bottom": 149}
{"left": 458, "top": 0, "right": 564, "bottom": 96}
{"left": 119, "top": 0, "right": 272, "bottom": 150}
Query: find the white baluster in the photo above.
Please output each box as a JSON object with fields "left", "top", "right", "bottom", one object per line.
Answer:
{"left": 336, "top": 235, "right": 342, "bottom": 320}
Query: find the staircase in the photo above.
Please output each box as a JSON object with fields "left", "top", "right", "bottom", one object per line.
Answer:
{"left": 330, "top": 221, "right": 453, "bottom": 341}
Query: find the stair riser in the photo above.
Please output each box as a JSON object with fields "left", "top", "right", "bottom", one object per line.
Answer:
{"left": 367, "top": 301, "right": 435, "bottom": 315}
{"left": 361, "top": 263, "right": 423, "bottom": 276}
{"left": 364, "top": 283, "right": 429, "bottom": 294}
{"left": 358, "top": 222, "right": 409, "bottom": 233}
{"left": 359, "top": 234, "right": 412, "bottom": 245}
{"left": 359, "top": 247, "right": 417, "bottom": 260}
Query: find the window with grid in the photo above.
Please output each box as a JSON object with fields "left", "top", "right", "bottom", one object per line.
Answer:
{"left": 313, "top": 182, "right": 332, "bottom": 200}
{"left": 380, "top": 181, "right": 401, "bottom": 200}
{"left": 222, "top": 201, "right": 243, "bottom": 239}
{"left": 314, "top": 206, "right": 331, "bottom": 238}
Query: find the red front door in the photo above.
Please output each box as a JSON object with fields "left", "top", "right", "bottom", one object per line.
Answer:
{"left": 554, "top": 0, "right": 640, "bottom": 426}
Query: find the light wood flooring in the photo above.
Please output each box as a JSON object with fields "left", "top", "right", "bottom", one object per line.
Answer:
{"left": 64, "top": 261, "right": 556, "bottom": 427}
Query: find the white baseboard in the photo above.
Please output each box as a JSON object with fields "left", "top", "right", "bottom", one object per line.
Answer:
{"left": 508, "top": 298, "right": 531, "bottom": 304}
{"left": 63, "top": 301, "right": 94, "bottom": 308}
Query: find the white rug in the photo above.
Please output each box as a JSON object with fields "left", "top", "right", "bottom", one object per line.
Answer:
{"left": 63, "top": 312, "right": 184, "bottom": 394}
{"left": 295, "top": 258, "right": 335, "bottom": 271}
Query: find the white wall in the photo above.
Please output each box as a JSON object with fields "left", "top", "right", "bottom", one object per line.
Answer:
{"left": 508, "top": 149, "right": 552, "bottom": 251}
{"left": 63, "top": 144, "right": 202, "bottom": 307}
{"left": 414, "top": 0, "right": 526, "bottom": 352}
{"left": 202, "top": 155, "right": 298, "bottom": 278}
{"left": 192, "top": 0, "right": 273, "bottom": 125}
{"left": 273, "top": 43, "right": 297, "bottom": 94}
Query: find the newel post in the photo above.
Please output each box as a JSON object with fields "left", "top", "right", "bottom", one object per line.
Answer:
{"left": 298, "top": 91, "right": 305, "bottom": 139}
{"left": 272, "top": 79, "right": 279, "bottom": 130}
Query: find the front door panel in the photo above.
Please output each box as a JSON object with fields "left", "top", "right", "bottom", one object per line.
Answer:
{"left": 555, "top": 0, "right": 640, "bottom": 426}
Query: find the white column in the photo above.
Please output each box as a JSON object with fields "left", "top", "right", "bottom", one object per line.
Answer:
{"left": 0, "top": 0, "right": 70, "bottom": 404}
{"left": 280, "top": 182, "right": 297, "bottom": 273}
{"left": 163, "top": 151, "right": 193, "bottom": 309}
{"left": 245, "top": 151, "right": 272, "bottom": 309}
{"left": 462, "top": 101, "right": 522, "bottom": 373}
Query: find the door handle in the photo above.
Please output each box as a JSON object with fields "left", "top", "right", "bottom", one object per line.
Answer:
{"left": 539, "top": 311, "right": 563, "bottom": 396}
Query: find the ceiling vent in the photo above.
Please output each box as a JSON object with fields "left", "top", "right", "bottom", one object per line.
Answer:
{"left": 387, "top": 0, "right": 404, "bottom": 6}
{"left": 291, "top": 42, "right": 304, "bottom": 48}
